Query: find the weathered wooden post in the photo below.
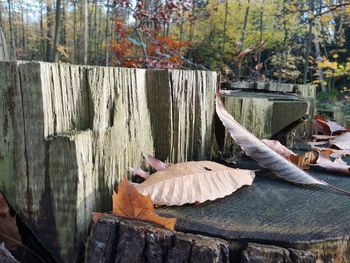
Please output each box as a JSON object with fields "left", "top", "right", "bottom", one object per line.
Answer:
{"left": 146, "top": 69, "right": 217, "bottom": 163}
{"left": 0, "top": 61, "right": 217, "bottom": 262}
{"left": 220, "top": 82, "right": 316, "bottom": 156}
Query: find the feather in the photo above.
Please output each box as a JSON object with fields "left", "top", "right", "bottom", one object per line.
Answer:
{"left": 215, "top": 95, "right": 327, "bottom": 186}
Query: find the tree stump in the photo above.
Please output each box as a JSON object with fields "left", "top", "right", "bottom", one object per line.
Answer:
{"left": 219, "top": 84, "right": 316, "bottom": 156}
{"left": 0, "top": 61, "right": 217, "bottom": 262}
{"left": 158, "top": 156, "right": 350, "bottom": 262}
{"left": 86, "top": 215, "right": 230, "bottom": 263}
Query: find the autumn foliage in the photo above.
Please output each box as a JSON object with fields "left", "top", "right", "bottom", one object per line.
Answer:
{"left": 110, "top": 0, "right": 191, "bottom": 69}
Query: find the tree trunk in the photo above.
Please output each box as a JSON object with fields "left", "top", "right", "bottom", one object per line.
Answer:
{"left": 7, "top": 0, "right": 16, "bottom": 59}
{"left": 303, "top": 21, "right": 313, "bottom": 84}
{"left": 0, "top": 25, "right": 8, "bottom": 60}
{"left": 46, "top": 0, "right": 54, "bottom": 61}
{"left": 20, "top": 2, "right": 25, "bottom": 51}
{"left": 82, "top": 0, "right": 88, "bottom": 64}
{"left": 73, "top": 0, "right": 77, "bottom": 63}
{"left": 52, "top": 0, "right": 62, "bottom": 62}
{"left": 104, "top": 0, "right": 110, "bottom": 66}
{"left": 238, "top": 0, "right": 251, "bottom": 79}
{"left": 40, "top": 0, "right": 46, "bottom": 60}
{"left": 222, "top": 0, "right": 229, "bottom": 57}
{"left": 239, "top": 0, "right": 251, "bottom": 50}
{"left": 257, "top": 0, "right": 265, "bottom": 64}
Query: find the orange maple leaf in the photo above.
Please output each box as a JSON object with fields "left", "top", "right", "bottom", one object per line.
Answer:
{"left": 112, "top": 177, "right": 176, "bottom": 230}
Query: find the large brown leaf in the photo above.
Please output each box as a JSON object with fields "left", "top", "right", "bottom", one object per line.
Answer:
{"left": 313, "top": 115, "right": 347, "bottom": 135}
{"left": 0, "top": 192, "right": 22, "bottom": 250}
{"left": 215, "top": 96, "right": 327, "bottom": 186}
{"left": 330, "top": 132, "right": 350, "bottom": 150}
{"left": 113, "top": 177, "right": 176, "bottom": 230}
{"left": 135, "top": 161, "right": 255, "bottom": 206}
{"left": 311, "top": 153, "right": 350, "bottom": 175}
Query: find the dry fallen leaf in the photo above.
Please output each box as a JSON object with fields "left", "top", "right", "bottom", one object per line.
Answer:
{"left": 261, "top": 139, "right": 296, "bottom": 159}
{"left": 310, "top": 153, "right": 350, "bottom": 175}
{"left": 113, "top": 177, "right": 176, "bottom": 230}
{"left": 314, "top": 147, "right": 350, "bottom": 158}
{"left": 216, "top": 95, "right": 327, "bottom": 186}
{"left": 308, "top": 141, "right": 329, "bottom": 148}
{"left": 0, "top": 192, "right": 22, "bottom": 251}
{"left": 289, "top": 150, "right": 319, "bottom": 170}
{"left": 311, "top": 134, "right": 335, "bottom": 141}
{"left": 135, "top": 161, "right": 255, "bottom": 206}
{"left": 313, "top": 115, "right": 347, "bottom": 135}
{"left": 91, "top": 212, "right": 109, "bottom": 226}
{"left": 330, "top": 132, "right": 350, "bottom": 150}
{"left": 143, "top": 154, "right": 168, "bottom": 171}
{"left": 129, "top": 167, "right": 150, "bottom": 180}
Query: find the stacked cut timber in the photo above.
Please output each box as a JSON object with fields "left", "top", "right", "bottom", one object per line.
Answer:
{"left": 0, "top": 61, "right": 217, "bottom": 262}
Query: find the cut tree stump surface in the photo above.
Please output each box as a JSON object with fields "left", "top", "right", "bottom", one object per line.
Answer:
{"left": 158, "top": 155, "right": 350, "bottom": 261}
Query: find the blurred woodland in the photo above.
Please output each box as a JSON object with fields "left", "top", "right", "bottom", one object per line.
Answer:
{"left": 0, "top": 0, "right": 350, "bottom": 100}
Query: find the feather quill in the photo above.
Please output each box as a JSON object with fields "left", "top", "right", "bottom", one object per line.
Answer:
{"left": 216, "top": 95, "right": 327, "bottom": 186}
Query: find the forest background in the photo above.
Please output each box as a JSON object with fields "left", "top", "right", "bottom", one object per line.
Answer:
{"left": 0, "top": 0, "right": 350, "bottom": 101}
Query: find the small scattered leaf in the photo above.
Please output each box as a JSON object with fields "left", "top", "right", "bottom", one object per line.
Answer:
{"left": 113, "top": 177, "right": 176, "bottom": 230}
{"left": 289, "top": 150, "right": 319, "bottom": 169}
{"left": 313, "top": 115, "right": 347, "bottom": 135}
{"left": 91, "top": 212, "right": 109, "bottom": 226}
{"left": 308, "top": 141, "right": 328, "bottom": 147}
{"left": 261, "top": 139, "right": 296, "bottom": 159}
{"left": 330, "top": 132, "right": 350, "bottom": 150}
{"left": 311, "top": 134, "right": 335, "bottom": 141}
{"left": 143, "top": 154, "right": 168, "bottom": 171}
{"left": 129, "top": 167, "right": 150, "bottom": 180}
{"left": 311, "top": 154, "right": 350, "bottom": 175}
{"left": 135, "top": 161, "right": 255, "bottom": 206}
{"left": 0, "top": 192, "right": 22, "bottom": 251}
{"left": 235, "top": 46, "right": 255, "bottom": 63}
{"left": 255, "top": 63, "right": 263, "bottom": 71}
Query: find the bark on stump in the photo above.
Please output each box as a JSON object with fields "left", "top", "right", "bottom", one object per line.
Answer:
{"left": 86, "top": 215, "right": 230, "bottom": 263}
{"left": 0, "top": 61, "right": 216, "bottom": 262}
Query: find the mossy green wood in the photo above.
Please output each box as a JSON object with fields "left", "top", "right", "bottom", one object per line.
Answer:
{"left": 146, "top": 69, "right": 216, "bottom": 163}
{"left": 0, "top": 62, "right": 217, "bottom": 262}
